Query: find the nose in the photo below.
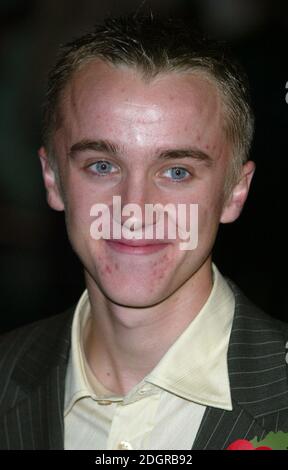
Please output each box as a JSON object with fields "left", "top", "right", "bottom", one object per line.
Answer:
{"left": 114, "top": 173, "right": 158, "bottom": 231}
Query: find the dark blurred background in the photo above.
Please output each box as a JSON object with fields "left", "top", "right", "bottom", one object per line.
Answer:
{"left": 1, "top": 0, "right": 287, "bottom": 333}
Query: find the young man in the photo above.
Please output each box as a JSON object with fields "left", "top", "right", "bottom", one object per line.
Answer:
{"left": 1, "top": 14, "right": 288, "bottom": 450}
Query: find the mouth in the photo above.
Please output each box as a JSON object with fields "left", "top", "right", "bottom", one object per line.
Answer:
{"left": 105, "top": 238, "right": 171, "bottom": 255}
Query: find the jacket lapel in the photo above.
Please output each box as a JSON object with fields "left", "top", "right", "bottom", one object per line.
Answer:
{"left": 192, "top": 402, "right": 265, "bottom": 449}
{"left": 192, "top": 281, "right": 288, "bottom": 449}
{"left": 1, "top": 364, "right": 67, "bottom": 449}
{"left": 0, "top": 309, "right": 73, "bottom": 450}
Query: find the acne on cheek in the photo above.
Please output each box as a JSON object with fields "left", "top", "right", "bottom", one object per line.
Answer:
{"left": 93, "top": 254, "right": 114, "bottom": 277}
{"left": 151, "top": 253, "right": 169, "bottom": 267}
{"left": 99, "top": 262, "right": 119, "bottom": 276}
{"left": 105, "top": 264, "right": 112, "bottom": 274}
{"left": 96, "top": 251, "right": 172, "bottom": 292}
{"left": 149, "top": 253, "right": 173, "bottom": 288}
{"left": 96, "top": 253, "right": 120, "bottom": 277}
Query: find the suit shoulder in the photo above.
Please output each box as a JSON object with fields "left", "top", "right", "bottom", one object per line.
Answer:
{"left": 0, "top": 307, "right": 74, "bottom": 420}
{"left": 228, "top": 277, "right": 288, "bottom": 332}
{"left": 0, "top": 307, "right": 74, "bottom": 372}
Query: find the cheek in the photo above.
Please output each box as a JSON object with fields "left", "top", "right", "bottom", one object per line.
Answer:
{"left": 64, "top": 186, "right": 97, "bottom": 233}
{"left": 150, "top": 253, "right": 173, "bottom": 281}
{"left": 95, "top": 254, "right": 119, "bottom": 277}
{"left": 197, "top": 183, "right": 225, "bottom": 222}
{"left": 197, "top": 202, "right": 223, "bottom": 248}
{"left": 65, "top": 204, "right": 90, "bottom": 239}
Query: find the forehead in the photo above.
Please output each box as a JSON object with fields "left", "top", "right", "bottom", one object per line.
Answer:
{"left": 57, "top": 59, "right": 225, "bottom": 151}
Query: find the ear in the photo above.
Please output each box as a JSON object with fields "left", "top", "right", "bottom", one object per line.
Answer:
{"left": 220, "top": 160, "right": 255, "bottom": 224}
{"left": 38, "top": 146, "right": 65, "bottom": 211}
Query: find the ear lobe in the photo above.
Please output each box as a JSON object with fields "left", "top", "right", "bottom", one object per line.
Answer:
{"left": 220, "top": 160, "right": 255, "bottom": 224}
{"left": 38, "top": 146, "right": 65, "bottom": 211}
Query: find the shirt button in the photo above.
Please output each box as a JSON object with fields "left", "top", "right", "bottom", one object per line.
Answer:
{"left": 117, "top": 441, "right": 133, "bottom": 450}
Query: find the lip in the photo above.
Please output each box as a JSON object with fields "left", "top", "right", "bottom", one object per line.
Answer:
{"left": 105, "top": 239, "right": 171, "bottom": 255}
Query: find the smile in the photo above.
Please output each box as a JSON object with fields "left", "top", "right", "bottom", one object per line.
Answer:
{"left": 105, "top": 239, "right": 171, "bottom": 255}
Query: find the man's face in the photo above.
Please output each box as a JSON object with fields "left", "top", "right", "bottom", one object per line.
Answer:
{"left": 42, "top": 60, "right": 250, "bottom": 307}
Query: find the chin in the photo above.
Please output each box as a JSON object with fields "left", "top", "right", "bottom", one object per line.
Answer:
{"left": 100, "top": 283, "right": 170, "bottom": 308}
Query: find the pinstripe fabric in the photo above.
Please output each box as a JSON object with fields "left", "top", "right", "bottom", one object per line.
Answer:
{"left": 1, "top": 281, "right": 288, "bottom": 450}
{"left": 192, "top": 280, "right": 288, "bottom": 449}
{"left": 0, "top": 309, "right": 73, "bottom": 449}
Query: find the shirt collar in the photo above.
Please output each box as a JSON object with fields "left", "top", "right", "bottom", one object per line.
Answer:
{"left": 64, "top": 290, "right": 114, "bottom": 415}
{"left": 65, "top": 263, "right": 234, "bottom": 415}
{"left": 146, "top": 264, "right": 234, "bottom": 410}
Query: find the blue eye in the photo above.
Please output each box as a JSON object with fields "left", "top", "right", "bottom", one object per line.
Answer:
{"left": 163, "top": 167, "right": 191, "bottom": 181}
{"left": 89, "top": 160, "right": 117, "bottom": 175}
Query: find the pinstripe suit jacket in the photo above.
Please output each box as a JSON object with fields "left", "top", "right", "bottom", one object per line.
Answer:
{"left": 1, "top": 281, "right": 288, "bottom": 450}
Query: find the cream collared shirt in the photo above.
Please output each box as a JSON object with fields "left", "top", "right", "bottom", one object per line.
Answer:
{"left": 64, "top": 264, "right": 235, "bottom": 450}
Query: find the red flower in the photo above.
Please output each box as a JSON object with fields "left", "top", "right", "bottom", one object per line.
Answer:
{"left": 227, "top": 439, "right": 272, "bottom": 450}
{"left": 255, "top": 446, "right": 273, "bottom": 450}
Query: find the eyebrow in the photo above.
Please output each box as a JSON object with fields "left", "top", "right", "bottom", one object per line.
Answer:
{"left": 69, "top": 139, "right": 120, "bottom": 157}
{"left": 69, "top": 139, "right": 213, "bottom": 166}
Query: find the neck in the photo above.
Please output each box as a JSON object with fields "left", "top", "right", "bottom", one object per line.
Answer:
{"left": 84, "top": 258, "right": 213, "bottom": 396}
